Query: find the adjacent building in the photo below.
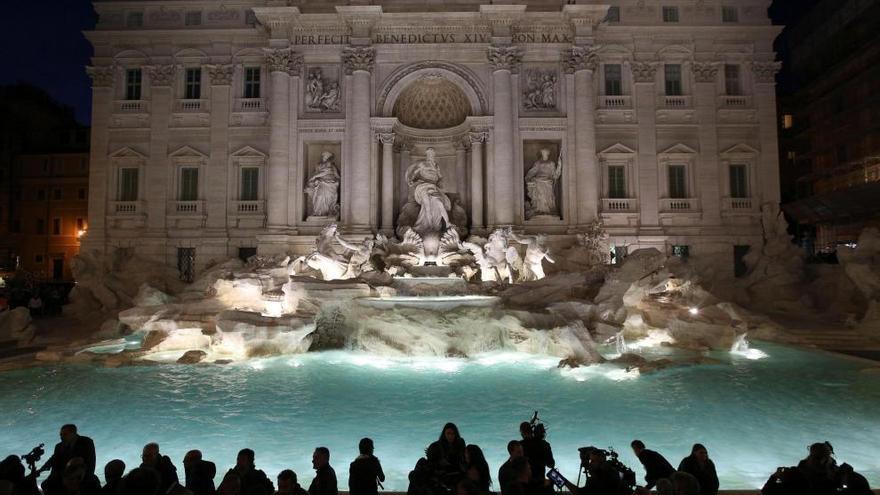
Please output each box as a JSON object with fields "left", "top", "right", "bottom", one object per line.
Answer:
{"left": 776, "top": 0, "right": 880, "bottom": 252}
{"left": 84, "top": 0, "right": 782, "bottom": 279}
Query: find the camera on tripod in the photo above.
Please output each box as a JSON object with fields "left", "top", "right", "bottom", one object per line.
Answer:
{"left": 21, "top": 443, "right": 45, "bottom": 475}
{"left": 577, "top": 446, "right": 637, "bottom": 493}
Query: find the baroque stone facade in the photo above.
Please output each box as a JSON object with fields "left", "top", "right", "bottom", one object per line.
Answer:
{"left": 83, "top": 0, "right": 781, "bottom": 276}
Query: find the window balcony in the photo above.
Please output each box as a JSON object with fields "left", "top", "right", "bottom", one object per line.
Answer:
{"left": 598, "top": 95, "right": 632, "bottom": 109}
{"left": 170, "top": 200, "right": 205, "bottom": 215}
{"left": 722, "top": 197, "right": 758, "bottom": 213}
{"left": 660, "top": 197, "right": 701, "bottom": 212}
{"left": 601, "top": 198, "right": 638, "bottom": 212}
{"left": 718, "top": 95, "right": 752, "bottom": 108}
{"left": 113, "top": 100, "right": 149, "bottom": 113}
{"left": 231, "top": 200, "right": 265, "bottom": 215}
{"left": 659, "top": 95, "right": 691, "bottom": 108}
{"left": 175, "top": 99, "right": 209, "bottom": 112}
{"left": 110, "top": 200, "right": 144, "bottom": 215}
{"left": 234, "top": 98, "right": 266, "bottom": 112}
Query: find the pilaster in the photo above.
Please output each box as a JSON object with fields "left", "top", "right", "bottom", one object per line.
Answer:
{"left": 342, "top": 45, "right": 376, "bottom": 231}
{"left": 144, "top": 64, "right": 174, "bottom": 233}
{"left": 752, "top": 61, "right": 782, "bottom": 205}
{"left": 83, "top": 66, "right": 115, "bottom": 253}
{"left": 632, "top": 61, "right": 660, "bottom": 229}
{"left": 693, "top": 61, "right": 722, "bottom": 225}
{"left": 564, "top": 46, "right": 600, "bottom": 227}
{"left": 378, "top": 132, "right": 395, "bottom": 233}
{"left": 207, "top": 64, "right": 233, "bottom": 231}
{"left": 265, "top": 48, "right": 292, "bottom": 230}
{"left": 468, "top": 130, "right": 488, "bottom": 230}
{"left": 487, "top": 44, "right": 522, "bottom": 226}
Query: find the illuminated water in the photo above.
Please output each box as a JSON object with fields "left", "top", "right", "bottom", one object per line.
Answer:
{"left": 1, "top": 342, "right": 878, "bottom": 489}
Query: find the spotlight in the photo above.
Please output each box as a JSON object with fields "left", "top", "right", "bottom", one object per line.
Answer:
{"left": 688, "top": 307, "right": 699, "bottom": 315}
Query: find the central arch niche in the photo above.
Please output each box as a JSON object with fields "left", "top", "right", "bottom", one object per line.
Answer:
{"left": 393, "top": 76, "right": 471, "bottom": 129}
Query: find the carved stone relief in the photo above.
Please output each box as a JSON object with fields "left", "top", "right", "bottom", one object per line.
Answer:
{"left": 522, "top": 68, "right": 558, "bottom": 112}
{"left": 305, "top": 67, "right": 342, "bottom": 113}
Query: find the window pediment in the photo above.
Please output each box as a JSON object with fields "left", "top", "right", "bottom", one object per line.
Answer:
{"left": 169, "top": 145, "right": 208, "bottom": 164}
{"left": 720, "top": 143, "right": 759, "bottom": 156}
{"left": 599, "top": 142, "right": 637, "bottom": 157}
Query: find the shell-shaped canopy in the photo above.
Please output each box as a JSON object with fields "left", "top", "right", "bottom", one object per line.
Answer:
{"left": 393, "top": 75, "right": 472, "bottom": 129}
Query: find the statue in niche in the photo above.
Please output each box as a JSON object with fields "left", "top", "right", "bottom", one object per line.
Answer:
{"left": 304, "top": 151, "right": 340, "bottom": 218}
{"left": 407, "top": 147, "right": 451, "bottom": 234}
{"left": 523, "top": 70, "right": 558, "bottom": 111}
{"left": 306, "top": 68, "right": 340, "bottom": 112}
{"left": 509, "top": 232, "right": 554, "bottom": 281}
{"left": 524, "top": 148, "right": 562, "bottom": 219}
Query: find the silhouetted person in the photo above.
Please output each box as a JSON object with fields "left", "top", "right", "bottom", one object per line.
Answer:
{"left": 40, "top": 425, "right": 96, "bottom": 495}
{"left": 503, "top": 457, "right": 533, "bottom": 495}
{"left": 761, "top": 466, "right": 809, "bottom": 495}
{"left": 678, "top": 444, "right": 718, "bottom": 495}
{"left": 140, "top": 443, "right": 180, "bottom": 495}
{"left": 463, "top": 445, "right": 491, "bottom": 495}
{"left": 426, "top": 423, "right": 466, "bottom": 489}
{"left": 519, "top": 423, "right": 553, "bottom": 492}
{"left": 0, "top": 455, "right": 39, "bottom": 495}
{"left": 497, "top": 441, "right": 523, "bottom": 495}
{"left": 349, "top": 438, "right": 385, "bottom": 495}
{"left": 671, "top": 471, "right": 701, "bottom": 495}
{"left": 455, "top": 479, "right": 480, "bottom": 495}
{"left": 184, "top": 450, "right": 216, "bottom": 495}
{"left": 101, "top": 460, "right": 125, "bottom": 495}
{"left": 798, "top": 442, "right": 837, "bottom": 494}
{"left": 226, "top": 449, "right": 273, "bottom": 495}
{"left": 308, "top": 447, "right": 337, "bottom": 495}
{"left": 64, "top": 459, "right": 100, "bottom": 495}
{"left": 578, "top": 448, "right": 621, "bottom": 495}
{"left": 631, "top": 440, "right": 674, "bottom": 491}
{"left": 276, "top": 470, "right": 307, "bottom": 495}
{"left": 835, "top": 463, "right": 872, "bottom": 495}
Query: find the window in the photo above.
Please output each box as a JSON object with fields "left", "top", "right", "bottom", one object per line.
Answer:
{"left": 729, "top": 164, "right": 748, "bottom": 198}
{"left": 241, "top": 167, "right": 259, "bottom": 201}
{"left": 724, "top": 64, "right": 741, "bottom": 96}
{"left": 244, "top": 67, "right": 261, "bottom": 99}
{"left": 37, "top": 189, "right": 46, "bottom": 201}
{"left": 126, "top": 12, "right": 143, "bottom": 27}
{"left": 608, "top": 166, "right": 626, "bottom": 198}
{"left": 238, "top": 247, "right": 257, "bottom": 263}
{"left": 52, "top": 218, "right": 62, "bottom": 236}
{"left": 782, "top": 114, "right": 793, "bottom": 129}
{"left": 180, "top": 167, "right": 199, "bottom": 201}
{"left": 662, "top": 6, "right": 679, "bottom": 23}
{"left": 185, "top": 11, "right": 202, "bottom": 26}
{"left": 185, "top": 68, "right": 202, "bottom": 99}
{"left": 606, "top": 6, "right": 620, "bottom": 22}
{"left": 604, "top": 64, "right": 622, "bottom": 96}
{"left": 53, "top": 189, "right": 62, "bottom": 200}
{"left": 672, "top": 245, "right": 690, "bottom": 260}
{"left": 36, "top": 219, "right": 45, "bottom": 235}
{"left": 119, "top": 168, "right": 139, "bottom": 201}
{"left": 721, "top": 6, "right": 739, "bottom": 23}
{"left": 78, "top": 188, "right": 87, "bottom": 200}
{"left": 664, "top": 64, "right": 682, "bottom": 96}
{"left": 668, "top": 165, "right": 687, "bottom": 198}
{"left": 125, "top": 69, "right": 142, "bottom": 100}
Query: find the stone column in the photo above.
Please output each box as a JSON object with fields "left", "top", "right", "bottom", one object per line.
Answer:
{"left": 343, "top": 46, "right": 376, "bottom": 231}
{"left": 397, "top": 139, "right": 412, "bottom": 210}
{"left": 206, "top": 64, "right": 234, "bottom": 231}
{"left": 468, "top": 130, "right": 487, "bottom": 230}
{"left": 455, "top": 137, "right": 469, "bottom": 208}
{"left": 83, "top": 66, "right": 115, "bottom": 254}
{"left": 287, "top": 54, "right": 303, "bottom": 226}
{"left": 693, "top": 62, "right": 722, "bottom": 225}
{"left": 378, "top": 132, "right": 395, "bottom": 233}
{"left": 564, "top": 47, "right": 599, "bottom": 227}
{"left": 632, "top": 61, "right": 660, "bottom": 228}
{"left": 752, "top": 61, "right": 783, "bottom": 205}
{"left": 487, "top": 44, "right": 522, "bottom": 226}
{"left": 144, "top": 64, "right": 175, "bottom": 233}
{"left": 264, "top": 48, "right": 292, "bottom": 230}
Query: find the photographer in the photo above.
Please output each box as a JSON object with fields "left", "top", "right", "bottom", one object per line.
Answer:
{"left": 519, "top": 417, "right": 554, "bottom": 494}
{"left": 40, "top": 425, "right": 96, "bottom": 495}
{"left": 1, "top": 455, "right": 40, "bottom": 495}
{"left": 559, "top": 448, "right": 621, "bottom": 495}
{"left": 630, "top": 440, "right": 673, "bottom": 491}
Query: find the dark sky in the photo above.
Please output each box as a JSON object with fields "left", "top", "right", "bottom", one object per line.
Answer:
{"left": 0, "top": 0, "right": 96, "bottom": 125}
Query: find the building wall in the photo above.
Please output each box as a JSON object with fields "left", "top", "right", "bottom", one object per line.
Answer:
{"left": 84, "top": 0, "right": 782, "bottom": 278}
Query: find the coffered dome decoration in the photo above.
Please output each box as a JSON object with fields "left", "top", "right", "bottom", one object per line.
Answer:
{"left": 393, "top": 75, "right": 472, "bottom": 130}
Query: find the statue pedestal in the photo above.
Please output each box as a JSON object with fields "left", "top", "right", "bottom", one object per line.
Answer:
{"left": 306, "top": 215, "right": 337, "bottom": 223}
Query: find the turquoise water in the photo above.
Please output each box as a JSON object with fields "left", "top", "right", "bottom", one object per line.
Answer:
{"left": 1, "top": 342, "right": 878, "bottom": 490}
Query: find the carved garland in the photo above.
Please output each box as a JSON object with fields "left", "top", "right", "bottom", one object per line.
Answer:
{"left": 86, "top": 66, "right": 115, "bottom": 87}
{"left": 468, "top": 130, "right": 489, "bottom": 144}
{"left": 562, "top": 46, "right": 599, "bottom": 74}
{"left": 692, "top": 62, "right": 720, "bottom": 83}
{"left": 342, "top": 46, "right": 375, "bottom": 74}
{"left": 751, "top": 61, "right": 781, "bottom": 84}
{"left": 487, "top": 45, "right": 524, "bottom": 72}
{"left": 207, "top": 64, "right": 235, "bottom": 86}
{"left": 630, "top": 62, "right": 658, "bottom": 83}
{"left": 146, "top": 65, "right": 176, "bottom": 86}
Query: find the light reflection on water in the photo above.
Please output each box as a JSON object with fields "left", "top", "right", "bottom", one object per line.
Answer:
{"left": 0, "top": 342, "right": 878, "bottom": 490}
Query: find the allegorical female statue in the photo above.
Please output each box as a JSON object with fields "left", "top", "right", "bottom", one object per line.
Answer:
{"left": 305, "top": 151, "right": 340, "bottom": 218}
{"left": 524, "top": 148, "right": 562, "bottom": 219}
{"left": 405, "top": 147, "right": 451, "bottom": 234}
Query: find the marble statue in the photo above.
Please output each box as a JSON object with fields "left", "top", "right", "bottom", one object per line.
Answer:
{"left": 289, "top": 224, "right": 377, "bottom": 281}
{"left": 525, "top": 148, "right": 562, "bottom": 219}
{"left": 306, "top": 68, "right": 340, "bottom": 112}
{"left": 406, "top": 147, "right": 451, "bottom": 234}
{"left": 335, "top": 232, "right": 375, "bottom": 279}
{"left": 305, "top": 151, "right": 340, "bottom": 218}
{"left": 509, "top": 232, "right": 554, "bottom": 281}
{"left": 461, "top": 228, "right": 521, "bottom": 283}
{"left": 523, "top": 70, "right": 557, "bottom": 111}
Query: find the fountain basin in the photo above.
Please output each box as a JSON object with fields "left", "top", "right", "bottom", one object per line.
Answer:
{"left": 356, "top": 295, "right": 499, "bottom": 310}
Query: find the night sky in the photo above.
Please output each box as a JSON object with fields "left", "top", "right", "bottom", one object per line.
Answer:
{"left": 0, "top": 0, "right": 96, "bottom": 125}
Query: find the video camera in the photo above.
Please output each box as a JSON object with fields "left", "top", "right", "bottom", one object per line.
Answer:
{"left": 526, "top": 411, "right": 547, "bottom": 439}
{"left": 21, "top": 443, "right": 45, "bottom": 475}
{"left": 577, "top": 446, "right": 636, "bottom": 492}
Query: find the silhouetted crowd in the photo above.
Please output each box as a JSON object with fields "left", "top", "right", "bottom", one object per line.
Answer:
{"left": 0, "top": 423, "right": 873, "bottom": 495}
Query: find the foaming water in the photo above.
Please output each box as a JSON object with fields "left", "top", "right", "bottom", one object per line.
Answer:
{"left": 1, "top": 342, "right": 878, "bottom": 490}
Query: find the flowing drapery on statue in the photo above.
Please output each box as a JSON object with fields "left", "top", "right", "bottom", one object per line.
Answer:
{"left": 404, "top": 147, "right": 452, "bottom": 235}
{"left": 305, "top": 151, "right": 340, "bottom": 218}
{"left": 524, "top": 148, "right": 562, "bottom": 219}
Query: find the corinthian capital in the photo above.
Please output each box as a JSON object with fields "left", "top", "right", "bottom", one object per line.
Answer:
{"left": 206, "top": 64, "right": 235, "bottom": 86}
{"left": 86, "top": 66, "right": 115, "bottom": 87}
{"left": 289, "top": 52, "right": 304, "bottom": 77}
{"left": 468, "top": 130, "right": 489, "bottom": 144}
{"left": 487, "top": 45, "right": 523, "bottom": 72}
{"left": 750, "top": 61, "right": 781, "bottom": 84}
{"left": 146, "top": 64, "right": 176, "bottom": 86}
{"left": 562, "top": 46, "right": 598, "bottom": 74}
{"left": 630, "top": 61, "right": 658, "bottom": 83}
{"left": 342, "top": 46, "right": 375, "bottom": 74}
{"left": 264, "top": 47, "right": 292, "bottom": 74}
{"left": 377, "top": 132, "right": 395, "bottom": 146}
{"left": 692, "top": 62, "right": 720, "bottom": 83}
